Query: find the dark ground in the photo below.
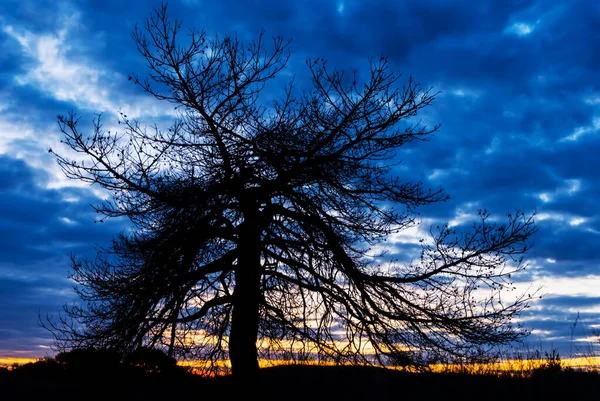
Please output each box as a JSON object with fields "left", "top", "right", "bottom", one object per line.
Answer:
{"left": 2, "top": 362, "right": 600, "bottom": 400}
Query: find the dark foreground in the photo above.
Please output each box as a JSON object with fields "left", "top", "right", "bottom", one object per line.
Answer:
{"left": 2, "top": 362, "right": 600, "bottom": 400}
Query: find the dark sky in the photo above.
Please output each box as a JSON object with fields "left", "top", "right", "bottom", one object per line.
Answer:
{"left": 1, "top": 0, "right": 599, "bottom": 361}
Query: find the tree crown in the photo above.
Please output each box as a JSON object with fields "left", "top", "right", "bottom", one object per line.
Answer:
{"left": 46, "top": 5, "right": 538, "bottom": 376}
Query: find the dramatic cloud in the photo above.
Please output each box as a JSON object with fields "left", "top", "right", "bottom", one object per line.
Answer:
{"left": 0, "top": 155, "right": 126, "bottom": 358}
{"left": 0, "top": 0, "right": 599, "bottom": 360}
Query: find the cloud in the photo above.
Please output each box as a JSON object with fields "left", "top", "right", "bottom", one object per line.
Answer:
{"left": 0, "top": 155, "right": 127, "bottom": 357}
{"left": 0, "top": 155, "right": 126, "bottom": 264}
{"left": 0, "top": 275, "right": 71, "bottom": 358}
{"left": 2, "top": 17, "right": 116, "bottom": 112}
{"left": 561, "top": 117, "right": 600, "bottom": 142}
{"left": 505, "top": 22, "right": 536, "bottom": 36}
{"left": 537, "top": 295, "right": 600, "bottom": 311}
{"left": 0, "top": 3, "right": 180, "bottom": 191}
{"left": 2, "top": 2, "right": 177, "bottom": 120}
{"left": 518, "top": 295, "right": 600, "bottom": 356}
{"left": 0, "top": 0, "right": 599, "bottom": 361}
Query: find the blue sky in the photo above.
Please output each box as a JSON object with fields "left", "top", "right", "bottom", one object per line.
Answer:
{"left": 0, "top": 0, "right": 599, "bottom": 361}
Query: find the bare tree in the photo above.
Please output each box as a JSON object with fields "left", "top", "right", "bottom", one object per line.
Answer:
{"left": 46, "top": 5, "right": 538, "bottom": 377}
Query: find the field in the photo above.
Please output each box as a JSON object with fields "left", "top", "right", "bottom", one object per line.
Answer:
{"left": 3, "top": 358, "right": 600, "bottom": 400}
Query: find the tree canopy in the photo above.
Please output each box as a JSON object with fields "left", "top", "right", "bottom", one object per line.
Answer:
{"left": 47, "top": 5, "right": 537, "bottom": 377}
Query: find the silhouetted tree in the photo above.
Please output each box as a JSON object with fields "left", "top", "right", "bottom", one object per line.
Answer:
{"left": 47, "top": 5, "right": 537, "bottom": 377}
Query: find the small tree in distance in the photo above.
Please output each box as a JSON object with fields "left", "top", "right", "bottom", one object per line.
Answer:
{"left": 46, "top": 5, "right": 538, "bottom": 377}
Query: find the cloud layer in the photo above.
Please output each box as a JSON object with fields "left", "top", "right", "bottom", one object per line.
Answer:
{"left": 1, "top": 0, "right": 599, "bottom": 359}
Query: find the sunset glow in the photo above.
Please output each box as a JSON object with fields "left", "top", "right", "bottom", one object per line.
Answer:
{"left": 1, "top": 0, "right": 600, "bottom": 367}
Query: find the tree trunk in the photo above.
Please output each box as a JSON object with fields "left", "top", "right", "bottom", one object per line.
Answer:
{"left": 229, "top": 198, "right": 262, "bottom": 378}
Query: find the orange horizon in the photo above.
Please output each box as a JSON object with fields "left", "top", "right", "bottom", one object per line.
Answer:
{"left": 0, "top": 357, "right": 39, "bottom": 367}
{"left": 4, "top": 356, "right": 600, "bottom": 374}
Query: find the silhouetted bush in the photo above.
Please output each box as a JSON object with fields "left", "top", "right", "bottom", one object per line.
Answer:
{"left": 123, "top": 347, "right": 178, "bottom": 374}
{"left": 531, "top": 349, "right": 563, "bottom": 378}
{"left": 12, "top": 357, "right": 63, "bottom": 379}
{"left": 55, "top": 347, "right": 122, "bottom": 373}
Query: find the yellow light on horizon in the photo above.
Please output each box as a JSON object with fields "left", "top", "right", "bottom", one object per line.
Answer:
{"left": 179, "top": 356, "right": 600, "bottom": 377}
{"left": 0, "top": 357, "right": 38, "bottom": 368}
